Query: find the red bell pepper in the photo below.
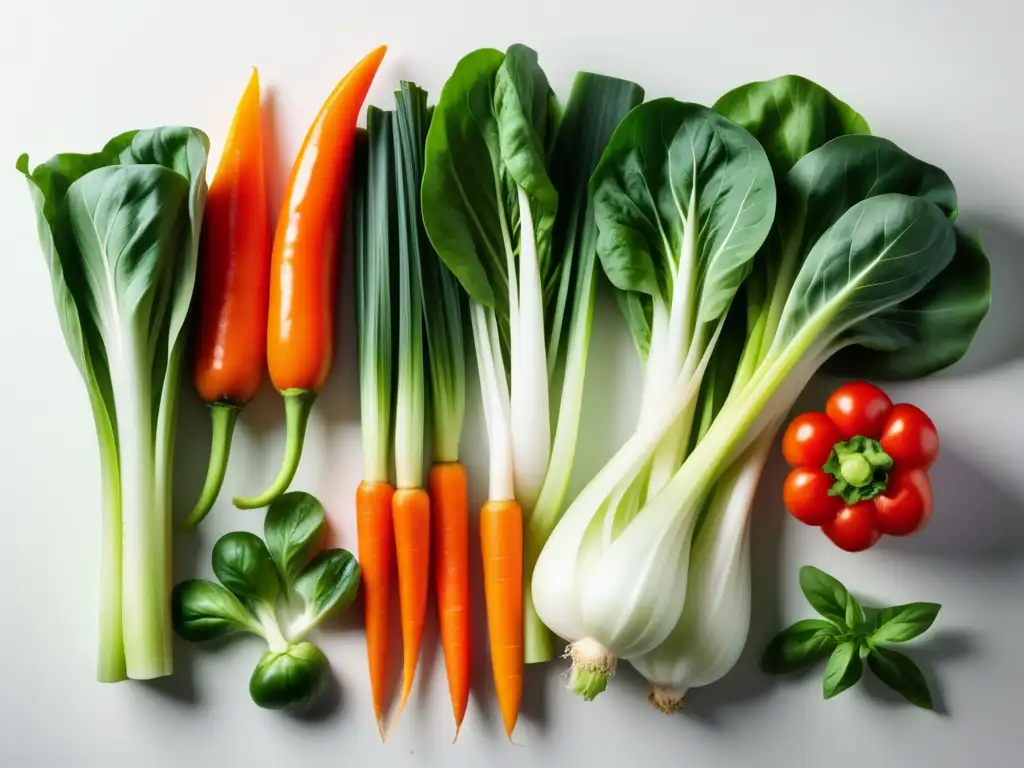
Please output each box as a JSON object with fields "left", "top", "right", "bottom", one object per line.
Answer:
{"left": 781, "top": 381, "right": 939, "bottom": 552}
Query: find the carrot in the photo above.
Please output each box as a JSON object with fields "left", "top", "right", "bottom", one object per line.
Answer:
{"left": 388, "top": 488, "right": 430, "bottom": 726}
{"left": 481, "top": 499, "right": 524, "bottom": 741}
{"left": 184, "top": 68, "right": 269, "bottom": 529}
{"left": 355, "top": 480, "right": 395, "bottom": 738}
{"left": 430, "top": 462, "right": 470, "bottom": 738}
{"left": 353, "top": 108, "right": 398, "bottom": 738}
{"left": 235, "top": 45, "right": 387, "bottom": 510}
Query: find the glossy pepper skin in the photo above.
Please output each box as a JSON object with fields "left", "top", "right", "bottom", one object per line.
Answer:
{"left": 184, "top": 68, "right": 270, "bottom": 529}
{"left": 781, "top": 382, "right": 939, "bottom": 552}
{"left": 234, "top": 46, "right": 388, "bottom": 510}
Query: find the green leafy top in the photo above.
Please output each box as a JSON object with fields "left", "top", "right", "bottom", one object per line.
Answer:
{"left": 354, "top": 111, "right": 396, "bottom": 484}
{"left": 713, "top": 74, "right": 870, "bottom": 178}
{"left": 593, "top": 100, "right": 777, "bottom": 320}
{"left": 763, "top": 565, "right": 940, "bottom": 710}
{"left": 422, "top": 44, "right": 559, "bottom": 338}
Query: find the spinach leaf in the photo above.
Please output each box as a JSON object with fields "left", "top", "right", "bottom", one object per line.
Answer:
{"left": 172, "top": 579, "right": 262, "bottom": 641}
{"left": 212, "top": 531, "right": 280, "bottom": 606}
{"left": 264, "top": 491, "right": 327, "bottom": 589}
{"left": 871, "top": 602, "right": 942, "bottom": 645}
{"left": 823, "top": 641, "right": 864, "bottom": 699}
{"left": 868, "top": 647, "right": 934, "bottom": 709}
{"left": 292, "top": 549, "right": 362, "bottom": 632}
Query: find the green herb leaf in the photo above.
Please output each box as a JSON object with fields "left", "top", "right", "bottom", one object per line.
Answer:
{"left": 799, "top": 566, "right": 853, "bottom": 628}
{"left": 292, "top": 549, "right": 361, "bottom": 631}
{"left": 212, "top": 531, "right": 280, "bottom": 605}
{"left": 868, "top": 647, "right": 934, "bottom": 709}
{"left": 872, "top": 603, "right": 941, "bottom": 645}
{"left": 823, "top": 641, "right": 864, "bottom": 699}
{"left": 264, "top": 492, "right": 327, "bottom": 589}
{"left": 762, "top": 619, "right": 840, "bottom": 673}
{"left": 171, "top": 579, "right": 262, "bottom": 641}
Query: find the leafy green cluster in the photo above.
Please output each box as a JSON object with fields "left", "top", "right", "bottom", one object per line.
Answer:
{"left": 763, "top": 566, "right": 940, "bottom": 709}
{"left": 19, "top": 127, "right": 210, "bottom": 681}
{"left": 172, "top": 492, "right": 360, "bottom": 712}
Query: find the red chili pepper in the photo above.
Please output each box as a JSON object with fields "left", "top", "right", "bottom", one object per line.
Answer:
{"left": 233, "top": 46, "right": 387, "bottom": 510}
{"left": 781, "top": 381, "right": 939, "bottom": 552}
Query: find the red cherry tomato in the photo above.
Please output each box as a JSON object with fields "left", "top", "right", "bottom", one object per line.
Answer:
{"left": 822, "top": 503, "right": 882, "bottom": 552}
{"left": 782, "top": 412, "right": 842, "bottom": 468}
{"left": 880, "top": 404, "right": 940, "bottom": 470}
{"left": 783, "top": 468, "right": 844, "bottom": 525}
{"left": 873, "top": 467, "right": 933, "bottom": 536}
{"left": 826, "top": 381, "right": 893, "bottom": 439}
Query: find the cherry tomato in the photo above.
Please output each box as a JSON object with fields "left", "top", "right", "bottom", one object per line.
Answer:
{"left": 783, "top": 468, "right": 843, "bottom": 526}
{"left": 826, "top": 381, "right": 893, "bottom": 440}
{"left": 873, "top": 467, "right": 933, "bottom": 536}
{"left": 880, "top": 404, "right": 940, "bottom": 470}
{"left": 822, "top": 502, "right": 881, "bottom": 552}
{"left": 782, "top": 412, "right": 842, "bottom": 468}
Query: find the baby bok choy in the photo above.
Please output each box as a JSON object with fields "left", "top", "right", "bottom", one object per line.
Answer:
{"left": 628, "top": 77, "right": 990, "bottom": 711}
{"left": 422, "top": 42, "right": 645, "bottom": 679}
{"left": 533, "top": 79, "right": 990, "bottom": 702}
{"left": 19, "top": 128, "right": 210, "bottom": 681}
{"left": 531, "top": 100, "right": 777, "bottom": 697}
{"left": 172, "top": 492, "right": 360, "bottom": 712}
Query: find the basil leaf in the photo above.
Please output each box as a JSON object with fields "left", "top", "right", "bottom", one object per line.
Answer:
{"left": 845, "top": 592, "right": 867, "bottom": 633}
{"left": 212, "top": 531, "right": 280, "bottom": 605}
{"left": 868, "top": 647, "right": 934, "bottom": 710}
{"left": 762, "top": 619, "right": 840, "bottom": 674}
{"left": 265, "top": 491, "right": 327, "bottom": 588}
{"left": 799, "top": 566, "right": 853, "bottom": 628}
{"left": 872, "top": 602, "right": 941, "bottom": 645}
{"left": 171, "top": 579, "right": 261, "bottom": 642}
{"left": 293, "top": 549, "right": 361, "bottom": 631}
{"left": 823, "top": 641, "right": 864, "bottom": 699}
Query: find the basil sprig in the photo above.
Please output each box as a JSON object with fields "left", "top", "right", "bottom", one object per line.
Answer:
{"left": 762, "top": 565, "right": 940, "bottom": 709}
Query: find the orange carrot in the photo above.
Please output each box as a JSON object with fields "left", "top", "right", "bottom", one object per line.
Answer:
{"left": 390, "top": 487, "right": 431, "bottom": 728}
{"left": 355, "top": 480, "right": 395, "bottom": 739}
{"left": 481, "top": 499, "right": 524, "bottom": 740}
{"left": 430, "top": 462, "right": 470, "bottom": 737}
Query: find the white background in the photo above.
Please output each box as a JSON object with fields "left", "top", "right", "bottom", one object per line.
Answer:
{"left": 1, "top": 1, "right": 1022, "bottom": 766}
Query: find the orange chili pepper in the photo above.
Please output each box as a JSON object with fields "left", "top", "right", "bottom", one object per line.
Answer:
{"left": 235, "top": 46, "right": 387, "bottom": 509}
{"left": 184, "top": 68, "right": 269, "bottom": 529}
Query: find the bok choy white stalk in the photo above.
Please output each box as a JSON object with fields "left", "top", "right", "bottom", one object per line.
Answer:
{"left": 422, "top": 44, "right": 644, "bottom": 662}
{"left": 20, "top": 127, "right": 209, "bottom": 680}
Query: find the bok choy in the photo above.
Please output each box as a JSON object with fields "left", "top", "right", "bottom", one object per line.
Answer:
{"left": 19, "top": 127, "right": 210, "bottom": 681}
{"left": 533, "top": 76, "right": 990, "bottom": 702}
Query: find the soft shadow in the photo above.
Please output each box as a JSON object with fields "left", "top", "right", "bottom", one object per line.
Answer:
{"left": 942, "top": 213, "right": 1024, "bottom": 375}
{"left": 143, "top": 636, "right": 199, "bottom": 705}
{"left": 520, "top": 660, "right": 553, "bottom": 734}
{"left": 290, "top": 668, "right": 343, "bottom": 723}
{"left": 317, "top": 214, "right": 359, "bottom": 427}
{"left": 468, "top": 496, "right": 499, "bottom": 733}
{"left": 877, "top": 446, "right": 1024, "bottom": 561}
{"left": 858, "top": 630, "right": 976, "bottom": 716}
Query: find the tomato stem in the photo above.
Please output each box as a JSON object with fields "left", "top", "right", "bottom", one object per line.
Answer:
{"left": 823, "top": 435, "right": 894, "bottom": 504}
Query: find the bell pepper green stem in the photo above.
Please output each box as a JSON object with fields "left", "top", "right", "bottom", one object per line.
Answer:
{"left": 182, "top": 404, "right": 240, "bottom": 529}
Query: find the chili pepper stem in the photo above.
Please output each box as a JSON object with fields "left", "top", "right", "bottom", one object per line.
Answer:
{"left": 181, "top": 404, "right": 241, "bottom": 529}
{"left": 233, "top": 390, "right": 315, "bottom": 509}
